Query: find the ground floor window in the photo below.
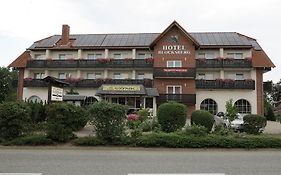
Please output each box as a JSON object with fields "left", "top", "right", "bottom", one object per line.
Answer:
{"left": 145, "top": 98, "right": 153, "bottom": 108}
{"left": 28, "top": 95, "right": 42, "bottom": 103}
{"left": 200, "top": 98, "right": 217, "bottom": 115}
{"left": 84, "top": 96, "right": 98, "bottom": 106}
{"left": 235, "top": 99, "right": 251, "bottom": 114}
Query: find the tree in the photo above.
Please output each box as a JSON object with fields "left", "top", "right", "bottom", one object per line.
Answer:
{"left": 0, "top": 67, "right": 18, "bottom": 102}
{"left": 225, "top": 99, "right": 238, "bottom": 124}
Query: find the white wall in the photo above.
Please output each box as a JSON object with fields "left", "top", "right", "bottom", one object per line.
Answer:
{"left": 196, "top": 90, "right": 257, "bottom": 114}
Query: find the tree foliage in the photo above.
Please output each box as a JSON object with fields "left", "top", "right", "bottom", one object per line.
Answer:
{"left": 225, "top": 99, "right": 238, "bottom": 123}
{"left": 0, "top": 67, "right": 18, "bottom": 102}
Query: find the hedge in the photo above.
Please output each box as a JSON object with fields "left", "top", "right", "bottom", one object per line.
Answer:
{"left": 2, "top": 135, "right": 53, "bottom": 146}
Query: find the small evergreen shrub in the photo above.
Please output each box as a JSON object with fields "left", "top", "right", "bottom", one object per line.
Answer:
{"left": 2, "top": 135, "right": 53, "bottom": 146}
{"left": 157, "top": 101, "right": 187, "bottom": 132}
{"left": 191, "top": 110, "right": 214, "bottom": 131}
{"left": 0, "top": 101, "right": 31, "bottom": 140}
{"left": 46, "top": 102, "right": 88, "bottom": 142}
{"left": 138, "top": 108, "right": 149, "bottom": 121}
{"left": 243, "top": 114, "right": 267, "bottom": 135}
{"left": 88, "top": 101, "right": 127, "bottom": 143}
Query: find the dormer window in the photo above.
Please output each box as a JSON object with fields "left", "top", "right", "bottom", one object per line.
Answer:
{"left": 227, "top": 53, "right": 243, "bottom": 59}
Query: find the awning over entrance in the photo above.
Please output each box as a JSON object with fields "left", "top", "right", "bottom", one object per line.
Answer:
{"left": 96, "top": 84, "right": 159, "bottom": 97}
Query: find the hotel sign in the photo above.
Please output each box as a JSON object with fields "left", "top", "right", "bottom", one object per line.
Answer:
{"left": 103, "top": 85, "right": 141, "bottom": 91}
{"left": 51, "top": 86, "right": 63, "bottom": 101}
{"left": 163, "top": 68, "right": 188, "bottom": 72}
{"left": 158, "top": 45, "right": 191, "bottom": 55}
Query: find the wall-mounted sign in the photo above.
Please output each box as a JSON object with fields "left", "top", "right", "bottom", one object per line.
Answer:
{"left": 51, "top": 86, "right": 63, "bottom": 101}
{"left": 163, "top": 68, "right": 188, "bottom": 72}
{"left": 103, "top": 85, "right": 141, "bottom": 91}
{"left": 158, "top": 45, "right": 191, "bottom": 55}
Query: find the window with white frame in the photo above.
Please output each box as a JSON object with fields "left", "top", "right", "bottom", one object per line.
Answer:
{"left": 198, "top": 53, "right": 215, "bottom": 59}
{"left": 167, "top": 60, "right": 182, "bottom": 67}
{"left": 197, "top": 73, "right": 205, "bottom": 79}
{"left": 167, "top": 85, "right": 182, "bottom": 94}
{"left": 58, "top": 54, "right": 73, "bottom": 60}
{"left": 200, "top": 98, "right": 218, "bottom": 115}
{"left": 113, "top": 73, "right": 122, "bottom": 79}
{"left": 235, "top": 99, "right": 251, "bottom": 114}
{"left": 205, "top": 74, "right": 214, "bottom": 80}
{"left": 113, "top": 53, "right": 122, "bottom": 59}
{"left": 227, "top": 53, "right": 243, "bottom": 59}
{"left": 235, "top": 74, "right": 244, "bottom": 80}
{"left": 137, "top": 73, "right": 145, "bottom": 79}
{"left": 58, "top": 73, "right": 71, "bottom": 79}
{"left": 87, "top": 53, "right": 102, "bottom": 59}
{"left": 87, "top": 72, "right": 102, "bottom": 79}
{"left": 34, "top": 72, "right": 45, "bottom": 79}
{"left": 137, "top": 53, "right": 152, "bottom": 59}
{"left": 34, "top": 54, "right": 45, "bottom": 60}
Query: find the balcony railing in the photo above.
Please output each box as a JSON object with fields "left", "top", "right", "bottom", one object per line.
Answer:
{"left": 153, "top": 67, "right": 195, "bottom": 78}
{"left": 196, "top": 79, "right": 255, "bottom": 90}
{"left": 157, "top": 94, "right": 196, "bottom": 104}
{"left": 26, "top": 59, "right": 153, "bottom": 68}
{"left": 24, "top": 79, "right": 153, "bottom": 88}
{"left": 196, "top": 59, "right": 252, "bottom": 68}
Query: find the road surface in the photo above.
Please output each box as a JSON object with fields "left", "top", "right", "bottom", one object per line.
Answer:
{"left": 0, "top": 147, "right": 280, "bottom": 175}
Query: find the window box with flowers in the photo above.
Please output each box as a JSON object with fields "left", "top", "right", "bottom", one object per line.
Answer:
{"left": 245, "top": 57, "right": 252, "bottom": 63}
{"left": 145, "top": 57, "right": 154, "bottom": 63}
{"left": 196, "top": 58, "right": 207, "bottom": 63}
{"left": 215, "top": 57, "right": 224, "bottom": 61}
{"left": 24, "top": 77, "right": 33, "bottom": 82}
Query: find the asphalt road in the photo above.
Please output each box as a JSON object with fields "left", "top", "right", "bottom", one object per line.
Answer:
{"left": 0, "top": 147, "right": 280, "bottom": 175}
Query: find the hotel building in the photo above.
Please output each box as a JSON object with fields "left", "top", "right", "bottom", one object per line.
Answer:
{"left": 9, "top": 21, "right": 274, "bottom": 117}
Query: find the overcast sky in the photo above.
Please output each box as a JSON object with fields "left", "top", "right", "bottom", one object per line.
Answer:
{"left": 0, "top": 0, "right": 280, "bottom": 82}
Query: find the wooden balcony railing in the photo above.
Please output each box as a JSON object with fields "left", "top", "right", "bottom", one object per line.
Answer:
{"left": 157, "top": 94, "right": 196, "bottom": 104}
{"left": 195, "top": 79, "right": 255, "bottom": 90}
{"left": 196, "top": 59, "right": 252, "bottom": 68}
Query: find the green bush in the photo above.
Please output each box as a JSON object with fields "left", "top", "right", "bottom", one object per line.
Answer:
{"left": 138, "top": 108, "right": 149, "bottom": 122}
{"left": 88, "top": 101, "right": 127, "bottom": 143}
{"left": 73, "top": 137, "right": 106, "bottom": 146}
{"left": 0, "top": 101, "right": 31, "bottom": 140}
{"left": 265, "top": 106, "right": 276, "bottom": 121}
{"left": 243, "top": 114, "right": 267, "bottom": 135}
{"left": 28, "top": 101, "right": 46, "bottom": 123}
{"left": 191, "top": 110, "right": 214, "bottom": 131}
{"left": 276, "top": 115, "right": 281, "bottom": 123}
{"left": 46, "top": 102, "right": 89, "bottom": 142}
{"left": 136, "top": 132, "right": 281, "bottom": 148}
{"left": 157, "top": 101, "right": 187, "bottom": 132}
{"left": 2, "top": 135, "right": 53, "bottom": 146}
{"left": 183, "top": 125, "right": 208, "bottom": 136}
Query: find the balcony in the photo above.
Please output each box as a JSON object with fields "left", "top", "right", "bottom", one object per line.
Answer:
{"left": 157, "top": 94, "right": 196, "bottom": 104}
{"left": 26, "top": 59, "right": 153, "bottom": 68}
{"left": 153, "top": 67, "right": 196, "bottom": 78}
{"left": 24, "top": 79, "right": 153, "bottom": 88}
{"left": 196, "top": 59, "right": 252, "bottom": 68}
{"left": 196, "top": 79, "right": 255, "bottom": 90}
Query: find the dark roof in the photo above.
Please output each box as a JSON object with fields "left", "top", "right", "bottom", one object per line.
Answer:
{"left": 63, "top": 95, "right": 86, "bottom": 101}
{"left": 28, "top": 32, "right": 261, "bottom": 50}
{"left": 146, "top": 88, "right": 159, "bottom": 97}
{"left": 43, "top": 76, "right": 70, "bottom": 86}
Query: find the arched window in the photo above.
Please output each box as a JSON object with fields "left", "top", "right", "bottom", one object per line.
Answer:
{"left": 235, "top": 99, "right": 251, "bottom": 114}
{"left": 200, "top": 98, "right": 217, "bottom": 115}
{"left": 28, "top": 95, "right": 42, "bottom": 103}
{"left": 84, "top": 96, "right": 98, "bottom": 106}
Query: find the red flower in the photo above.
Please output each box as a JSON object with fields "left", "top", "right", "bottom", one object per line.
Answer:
{"left": 127, "top": 114, "right": 138, "bottom": 121}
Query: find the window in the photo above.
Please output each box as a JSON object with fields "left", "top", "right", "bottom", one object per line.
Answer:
{"left": 34, "top": 54, "right": 45, "bottom": 60}
{"left": 137, "top": 53, "right": 152, "bottom": 59}
{"left": 113, "top": 73, "right": 122, "bottom": 79}
{"left": 145, "top": 98, "right": 153, "bottom": 108}
{"left": 58, "top": 73, "right": 71, "bottom": 79}
{"left": 84, "top": 96, "right": 98, "bottom": 106}
{"left": 236, "top": 74, "right": 244, "bottom": 80}
{"left": 34, "top": 73, "right": 45, "bottom": 79}
{"left": 167, "top": 85, "right": 182, "bottom": 94}
{"left": 167, "top": 60, "right": 182, "bottom": 67}
{"left": 113, "top": 53, "right": 122, "bottom": 59}
{"left": 197, "top": 74, "right": 205, "bottom": 80}
{"left": 198, "top": 53, "right": 214, "bottom": 59}
{"left": 200, "top": 98, "right": 218, "bottom": 115}
{"left": 58, "top": 54, "right": 73, "bottom": 60}
{"left": 137, "top": 73, "right": 145, "bottom": 79}
{"left": 227, "top": 53, "right": 243, "bottom": 59}
{"left": 87, "top": 73, "right": 102, "bottom": 79}
{"left": 235, "top": 99, "right": 251, "bottom": 114}
{"left": 28, "top": 95, "right": 42, "bottom": 103}
{"left": 205, "top": 74, "right": 214, "bottom": 80}
{"left": 88, "top": 53, "right": 102, "bottom": 59}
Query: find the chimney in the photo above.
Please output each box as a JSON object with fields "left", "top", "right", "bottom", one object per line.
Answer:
{"left": 61, "top": 24, "right": 70, "bottom": 45}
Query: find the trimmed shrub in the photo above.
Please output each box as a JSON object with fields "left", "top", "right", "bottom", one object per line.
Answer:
{"left": 183, "top": 125, "right": 208, "bottom": 136}
{"left": 73, "top": 137, "right": 106, "bottom": 146}
{"left": 46, "top": 102, "right": 88, "bottom": 142}
{"left": 2, "top": 135, "right": 53, "bottom": 146}
{"left": 0, "top": 101, "right": 31, "bottom": 140}
{"left": 243, "top": 114, "right": 267, "bottom": 135}
{"left": 191, "top": 110, "right": 214, "bottom": 131}
{"left": 157, "top": 101, "right": 187, "bottom": 132}
{"left": 88, "top": 101, "right": 127, "bottom": 143}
